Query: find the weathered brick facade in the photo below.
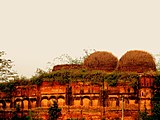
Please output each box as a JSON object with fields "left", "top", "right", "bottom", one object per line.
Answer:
{"left": 0, "top": 75, "right": 154, "bottom": 120}
{"left": 0, "top": 50, "right": 156, "bottom": 119}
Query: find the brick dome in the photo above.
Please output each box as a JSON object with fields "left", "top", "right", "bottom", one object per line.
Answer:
{"left": 117, "top": 50, "right": 156, "bottom": 73}
{"left": 83, "top": 51, "right": 118, "bottom": 71}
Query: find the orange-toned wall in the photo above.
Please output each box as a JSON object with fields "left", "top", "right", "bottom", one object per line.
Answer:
{"left": 0, "top": 76, "right": 154, "bottom": 120}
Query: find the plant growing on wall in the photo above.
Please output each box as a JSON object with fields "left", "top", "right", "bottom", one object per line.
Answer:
{"left": 12, "top": 103, "right": 21, "bottom": 120}
{"left": 48, "top": 101, "right": 62, "bottom": 120}
{"left": 30, "top": 68, "right": 46, "bottom": 85}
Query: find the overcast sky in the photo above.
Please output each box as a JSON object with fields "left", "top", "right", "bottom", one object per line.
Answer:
{"left": 0, "top": 1, "right": 160, "bottom": 77}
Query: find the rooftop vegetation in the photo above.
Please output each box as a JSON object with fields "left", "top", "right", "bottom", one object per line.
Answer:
{"left": 0, "top": 68, "right": 154, "bottom": 94}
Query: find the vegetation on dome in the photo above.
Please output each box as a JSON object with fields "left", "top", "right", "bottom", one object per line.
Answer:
{"left": 117, "top": 50, "right": 156, "bottom": 73}
{"left": 83, "top": 51, "right": 118, "bottom": 71}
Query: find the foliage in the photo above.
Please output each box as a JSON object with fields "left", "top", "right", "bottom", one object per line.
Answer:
{"left": 48, "top": 49, "right": 94, "bottom": 71}
{"left": 154, "top": 73, "right": 160, "bottom": 86}
{"left": 12, "top": 103, "right": 21, "bottom": 120}
{"left": 151, "top": 104, "right": 160, "bottom": 119}
{"left": 54, "top": 54, "right": 84, "bottom": 64}
{"left": 147, "top": 72, "right": 160, "bottom": 120}
{"left": 50, "top": 49, "right": 93, "bottom": 66}
{"left": 0, "top": 51, "right": 17, "bottom": 82}
{"left": 30, "top": 68, "right": 47, "bottom": 85}
{"left": 138, "top": 110, "right": 149, "bottom": 120}
{"left": 15, "top": 103, "right": 20, "bottom": 112}
{"left": 155, "top": 53, "right": 160, "bottom": 71}
{"left": 11, "top": 103, "right": 30, "bottom": 120}
{"left": 0, "top": 69, "right": 141, "bottom": 94}
{"left": 104, "top": 72, "right": 119, "bottom": 86}
{"left": 152, "top": 73, "right": 160, "bottom": 102}
{"left": 156, "top": 60, "right": 160, "bottom": 71}
{"left": 105, "top": 72, "right": 139, "bottom": 87}
{"left": 151, "top": 74, "right": 160, "bottom": 119}
{"left": 152, "top": 77, "right": 160, "bottom": 102}
{"left": 0, "top": 80, "right": 15, "bottom": 95}
{"left": 48, "top": 101, "right": 61, "bottom": 120}
{"left": 140, "top": 104, "right": 160, "bottom": 120}
{"left": 38, "top": 69, "right": 139, "bottom": 86}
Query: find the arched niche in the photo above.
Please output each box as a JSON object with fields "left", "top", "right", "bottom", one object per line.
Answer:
{"left": 23, "top": 99, "right": 29, "bottom": 110}
{"left": 0, "top": 100, "right": 5, "bottom": 110}
{"left": 30, "top": 98, "right": 37, "bottom": 109}
{"left": 5, "top": 100, "right": 11, "bottom": 110}
{"left": 108, "top": 98, "right": 115, "bottom": 107}
{"left": 14, "top": 99, "right": 22, "bottom": 109}
{"left": 0, "top": 102, "right": 3, "bottom": 110}
{"left": 41, "top": 97, "right": 49, "bottom": 108}
{"left": 73, "top": 98, "right": 80, "bottom": 106}
{"left": 49, "top": 96, "right": 56, "bottom": 100}
{"left": 57, "top": 96, "right": 65, "bottom": 107}
{"left": 92, "top": 99, "right": 98, "bottom": 106}
{"left": 49, "top": 99, "right": 57, "bottom": 106}
{"left": 82, "top": 96, "right": 91, "bottom": 106}
{"left": 124, "top": 98, "right": 130, "bottom": 108}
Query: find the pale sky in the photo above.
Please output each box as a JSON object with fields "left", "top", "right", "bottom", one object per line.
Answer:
{"left": 0, "top": 1, "right": 160, "bottom": 78}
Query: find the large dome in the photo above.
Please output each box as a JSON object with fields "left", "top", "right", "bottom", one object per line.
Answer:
{"left": 83, "top": 51, "right": 118, "bottom": 71}
{"left": 117, "top": 50, "right": 156, "bottom": 73}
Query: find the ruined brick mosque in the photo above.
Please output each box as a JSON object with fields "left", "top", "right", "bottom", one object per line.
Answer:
{"left": 0, "top": 50, "right": 157, "bottom": 120}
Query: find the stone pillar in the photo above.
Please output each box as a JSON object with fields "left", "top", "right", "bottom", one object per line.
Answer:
{"left": 28, "top": 99, "right": 31, "bottom": 109}
{"left": 36, "top": 96, "right": 41, "bottom": 107}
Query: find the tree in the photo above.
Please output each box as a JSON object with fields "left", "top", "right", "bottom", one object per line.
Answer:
{"left": 139, "top": 110, "right": 149, "bottom": 120}
{"left": 0, "top": 51, "right": 17, "bottom": 82}
{"left": 154, "top": 53, "right": 160, "bottom": 71}
{"left": 12, "top": 103, "right": 21, "bottom": 120}
{"left": 151, "top": 104, "right": 160, "bottom": 120}
{"left": 48, "top": 101, "right": 62, "bottom": 120}
{"left": 47, "top": 49, "right": 95, "bottom": 71}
